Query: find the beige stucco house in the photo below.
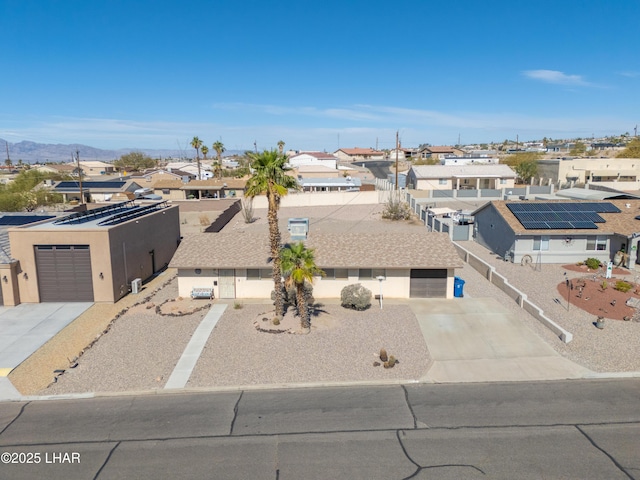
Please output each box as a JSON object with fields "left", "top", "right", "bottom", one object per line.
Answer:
{"left": 170, "top": 231, "right": 463, "bottom": 300}
{"left": 407, "top": 164, "right": 517, "bottom": 191}
{"left": 153, "top": 178, "right": 247, "bottom": 201}
{"left": 536, "top": 157, "right": 640, "bottom": 189}
{"left": 2, "top": 201, "right": 180, "bottom": 305}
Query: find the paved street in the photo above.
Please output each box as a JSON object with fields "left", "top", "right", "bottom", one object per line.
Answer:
{"left": 0, "top": 379, "right": 638, "bottom": 479}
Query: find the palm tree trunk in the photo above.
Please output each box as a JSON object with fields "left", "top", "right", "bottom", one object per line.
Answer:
{"left": 268, "top": 193, "right": 284, "bottom": 317}
{"left": 296, "top": 283, "right": 309, "bottom": 332}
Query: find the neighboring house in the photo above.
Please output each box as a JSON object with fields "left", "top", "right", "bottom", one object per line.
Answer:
{"left": 2, "top": 201, "right": 180, "bottom": 305}
{"left": 164, "top": 162, "right": 212, "bottom": 179}
{"left": 34, "top": 164, "right": 79, "bottom": 176}
{"left": 407, "top": 164, "right": 517, "bottom": 191}
{"left": 288, "top": 152, "right": 338, "bottom": 170}
{"left": 441, "top": 155, "right": 499, "bottom": 166}
{"left": 471, "top": 199, "right": 640, "bottom": 267}
{"left": 153, "top": 178, "right": 247, "bottom": 200}
{"left": 298, "top": 176, "right": 362, "bottom": 192}
{"left": 130, "top": 168, "right": 195, "bottom": 187}
{"left": 536, "top": 157, "right": 640, "bottom": 189}
{"left": 417, "top": 146, "right": 465, "bottom": 160}
{"left": 295, "top": 165, "right": 342, "bottom": 179}
{"left": 169, "top": 231, "right": 463, "bottom": 300}
{"left": 79, "top": 161, "right": 116, "bottom": 176}
{"left": 333, "top": 148, "right": 385, "bottom": 162}
{"left": 44, "top": 179, "right": 143, "bottom": 203}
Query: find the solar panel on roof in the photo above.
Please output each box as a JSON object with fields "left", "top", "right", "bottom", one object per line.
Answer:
{"left": 56, "top": 181, "right": 126, "bottom": 189}
{"left": 505, "top": 201, "right": 619, "bottom": 230}
{"left": 0, "top": 215, "right": 55, "bottom": 226}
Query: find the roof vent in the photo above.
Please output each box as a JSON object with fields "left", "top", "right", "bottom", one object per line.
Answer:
{"left": 287, "top": 218, "right": 309, "bottom": 241}
{"left": 626, "top": 203, "right": 631, "bottom": 208}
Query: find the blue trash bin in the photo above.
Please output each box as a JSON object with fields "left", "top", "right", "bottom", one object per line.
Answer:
{"left": 454, "top": 276, "right": 465, "bottom": 298}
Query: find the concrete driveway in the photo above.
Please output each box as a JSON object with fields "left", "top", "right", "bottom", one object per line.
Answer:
{"left": 0, "top": 302, "right": 92, "bottom": 375}
{"left": 409, "top": 298, "right": 592, "bottom": 383}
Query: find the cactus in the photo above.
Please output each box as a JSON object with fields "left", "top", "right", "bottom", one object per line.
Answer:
{"left": 379, "top": 348, "right": 388, "bottom": 362}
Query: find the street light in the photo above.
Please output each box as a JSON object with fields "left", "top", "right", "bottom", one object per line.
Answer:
{"left": 376, "top": 275, "right": 386, "bottom": 309}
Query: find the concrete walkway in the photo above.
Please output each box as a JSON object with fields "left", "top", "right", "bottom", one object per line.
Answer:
{"left": 410, "top": 298, "right": 592, "bottom": 383}
{"left": 164, "top": 304, "right": 228, "bottom": 389}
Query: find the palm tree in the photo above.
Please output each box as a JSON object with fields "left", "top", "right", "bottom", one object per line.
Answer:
{"left": 190, "top": 136, "right": 203, "bottom": 180}
{"left": 201, "top": 145, "right": 209, "bottom": 160}
{"left": 212, "top": 141, "right": 225, "bottom": 179}
{"left": 277, "top": 140, "right": 285, "bottom": 154}
{"left": 280, "top": 242, "right": 323, "bottom": 332}
{"left": 245, "top": 149, "right": 299, "bottom": 317}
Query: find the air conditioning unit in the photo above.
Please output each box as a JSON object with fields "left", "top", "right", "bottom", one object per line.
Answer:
{"left": 131, "top": 278, "right": 142, "bottom": 294}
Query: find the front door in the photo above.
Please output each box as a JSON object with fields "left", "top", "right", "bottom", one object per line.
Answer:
{"left": 218, "top": 269, "right": 235, "bottom": 298}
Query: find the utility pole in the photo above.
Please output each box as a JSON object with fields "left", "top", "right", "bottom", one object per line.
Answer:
{"left": 253, "top": 141, "right": 257, "bottom": 153}
{"left": 5, "top": 141, "right": 9, "bottom": 165}
{"left": 75, "top": 149, "right": 84, "bottom": 205}
{"left": 395, "top": 130, "right": 399, "bottom": 191}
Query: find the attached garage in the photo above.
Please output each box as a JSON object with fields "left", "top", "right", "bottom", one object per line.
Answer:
{"left": 35, "top": 245, "right": 94, "bottom": 302}
{"left": 410, "top": 269, "right": 447, "bottom": 298}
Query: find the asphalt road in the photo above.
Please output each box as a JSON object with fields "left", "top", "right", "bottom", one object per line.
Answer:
{"left": 358, "top": 160, "right": 393, "bottom": 179}
{"left": 0, "top": 379, "right": 638, "bottom": 479}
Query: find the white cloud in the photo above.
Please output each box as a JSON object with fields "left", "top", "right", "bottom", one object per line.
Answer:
{"left": 522, "top": 69, "right": 592, "bottom": 87}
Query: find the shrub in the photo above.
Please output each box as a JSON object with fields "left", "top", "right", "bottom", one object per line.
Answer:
{"left": 381, "top": 192, "right": 411, "bottom": 221}
{"left": 585, "top": 258, "right": 601, "bottom": 270}
{"left": 340, "top": 283, "right": 372, "bottom": 311}
{"left": 614, "top": 280, "right": 632, "bottom": 293}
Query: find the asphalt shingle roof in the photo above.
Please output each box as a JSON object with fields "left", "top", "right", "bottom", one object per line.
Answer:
{"left": 169, "top": 231, "right": 463, "bottom": 270}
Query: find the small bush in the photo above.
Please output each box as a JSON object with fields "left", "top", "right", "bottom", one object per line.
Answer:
{"left": 340, "top": 283, "right": 372, "bottom": 311}
{"left": 614, "top": 280, "right": 632, "bottom": 293}
{"left": 585, "top": 258, "right": 601, "bottom": 270}
{"left": 233, "top": 301, "right": 243, "bottom": 310}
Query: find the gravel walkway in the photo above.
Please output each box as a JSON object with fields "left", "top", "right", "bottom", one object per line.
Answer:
{"left": 457, "top": 241, "right": 640, "bottom": 373}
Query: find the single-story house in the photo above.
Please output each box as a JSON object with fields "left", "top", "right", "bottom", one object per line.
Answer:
{"left": 153, "top": 178, "right": 247, "bottom": 200}
{"left": 299, "top": 176, "right": 362, "bottom": 192}
{"left": 295, "top": 165, "right": 342, "bottom": 179}
{"left": 333, "top": 148, "right": 385, "bottom": 162}
{"left": 34, "top": 164, "right": 80, "bottom": 176}
{"left": 78, "top": 161, "right": 116, "bottom": 176}
{"left": 2, "top": 201, "right": 180, "bottom": 305}
{"left": 471, "top": 199, "right": 640, "bottom": 267}
{"left": 417, "top": 146, "right": 465, "bottom": 160}
{"left": 130, "top": 168, "right": 195, "bottom": 187}
{"left": 407, "top": 164, "right": 517, "bottom": 191}
{"left": 288, "top": 152, "right": 338, "bottom": 170}
{"left": 169, "top": 231, "right": 463, "bottom": 300}
{"left": 43, "top": 179, "right": 143, "bottom": 203}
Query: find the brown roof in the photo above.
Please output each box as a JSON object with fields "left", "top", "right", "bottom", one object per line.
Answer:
{"left": 153, "top": 178, "right": 247, "bottom": 190}
{"left": 423, "top": 146, "right": 458, "bottom": 153}
{"left": 336, "top": 148, "right": 381, "bottom": 155}
{"left": 487, "top": 199, "right": 640, "bottom": 236}
{"left": 170, "top": 231, "right": 463, "bottom": 269}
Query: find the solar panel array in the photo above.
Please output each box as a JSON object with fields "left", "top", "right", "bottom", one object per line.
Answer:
{"left": 0, "top": 215, "right": 55, "bottom": 226}
{"left": 56, "top": 181, "right": 127, "bottom": 189}
{"left": 506, "top": 202, "right": 621, "bottom": 230}
{"left": 54, "top": 201, "right": 135, "bottom": 225}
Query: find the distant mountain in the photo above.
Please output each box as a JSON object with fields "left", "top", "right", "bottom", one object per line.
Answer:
{"left": 0, "top": 139, "right": 247, "bottom": 163}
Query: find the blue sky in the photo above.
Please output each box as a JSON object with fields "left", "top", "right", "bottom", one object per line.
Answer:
{"left": 1, "top": 0, "right": 639, "bottom": 152}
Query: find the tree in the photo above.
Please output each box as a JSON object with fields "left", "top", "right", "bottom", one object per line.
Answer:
{"left": 245, "top": 149, "right": 300, "bottom": 317}
{"left": 277, "top": 140, "right": 285, "bottom": 154}
{"left": 190, "top": 136, "right": 203, "bottom": 180}
{"left": 113, "top": 151, "right": 157, "bottom": 172}
{"left": 212, "top": 141, "right": 225, "bottom": 179}
{"left": 280, "top": 242, "right": 323, "bottom": 332}
{"left": 616, "top": 138, "right": 640, "bottom": 158}
{"left": 569, "top": 141, "right": 587, "bottom": 156}
{"left": 502, "top": 152, "right": 541, "bottom": 184}
{"left": 201, "top": 145, "right": 209, "bottom": 160}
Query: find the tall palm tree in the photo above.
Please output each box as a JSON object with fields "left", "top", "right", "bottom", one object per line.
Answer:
{"left": 277, "top": 140, "right": 285, "bottom": 154}
{"left": 201, "top": 145, "right": 209, "bottom": 160}
{"left": 212, "top": 141, "right": 225, "bottom": 179}
{"left": 245, "top": 149, "right": 299, "bottom": 317}
{"left": 280, "top": 242, "right": 324, "bottom": 332}
{"left": 190, "top": 136, "right": 203, "bottom": 180}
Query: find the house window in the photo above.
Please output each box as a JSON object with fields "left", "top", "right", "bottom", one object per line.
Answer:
{"left": 359, "top": 268, "right": 385, "bottom": 280}
{"left": 246, "top": 268, "right": 272, "bottom": 280}
{"left": 586, "top": 236, "right": 607, "bottom": 251}
{"left": 438, "top": 179, "right": 447, "bottom": 185}
{"left": 500, "top": 179, "right": 507, "bottom": 184}
{"left": 323, "top": 268, "right": 348, "bottom": 280}
{"left": 533, "top": 236, "right": 549, "bottom": 251}
{"left": 162, "top": 189, "right": 170, "bottom": 195}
